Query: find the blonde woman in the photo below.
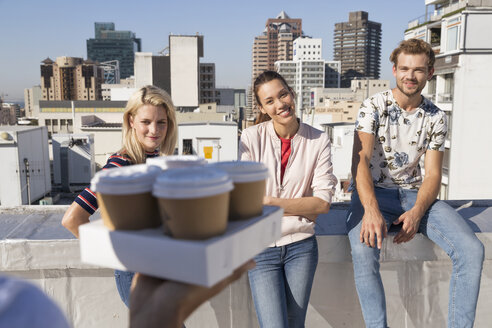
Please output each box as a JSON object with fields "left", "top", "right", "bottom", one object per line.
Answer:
{"left": 62, "top": 85, "right": 177, "bottom": 307}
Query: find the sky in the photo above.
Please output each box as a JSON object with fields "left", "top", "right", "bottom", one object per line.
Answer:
{"left": 0, "top": 0, "right": 427, "bottom": 103}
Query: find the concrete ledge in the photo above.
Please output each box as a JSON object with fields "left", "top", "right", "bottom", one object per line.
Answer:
{"left": 0, "top": 201, "right": 491, "bottom": 328}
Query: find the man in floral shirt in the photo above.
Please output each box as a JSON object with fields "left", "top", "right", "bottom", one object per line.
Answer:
{"left": 347, "top": 39, "right": 484, "bottom": 328}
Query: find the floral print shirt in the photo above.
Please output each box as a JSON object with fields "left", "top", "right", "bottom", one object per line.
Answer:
{"left": 354, "top": 90, "right": 447, "bottom": 190}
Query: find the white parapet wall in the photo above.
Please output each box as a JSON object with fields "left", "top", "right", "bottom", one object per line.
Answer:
{"left": 0, "top": 202, "right": 491, "bottom": 328}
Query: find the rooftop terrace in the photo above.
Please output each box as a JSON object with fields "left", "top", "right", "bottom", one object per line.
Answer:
{"left": 0, "top": 200, "right": 491, "bottom": 327}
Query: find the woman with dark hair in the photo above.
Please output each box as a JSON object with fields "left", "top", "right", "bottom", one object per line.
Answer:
{"left": 61, "top": 85, "right": 177, "bottom": 307}
{"left": 240, "top": 71, "right": 337, "bottom": 327}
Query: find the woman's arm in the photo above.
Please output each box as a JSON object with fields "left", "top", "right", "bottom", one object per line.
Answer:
{"left": 263, "top": 195, "right": 330, "bottom": 219}
{"left": 61, "top": 202, "right": 91, "bottom": 238}
{"left": 271, "top": 131, "right": 336, "bottom": 220}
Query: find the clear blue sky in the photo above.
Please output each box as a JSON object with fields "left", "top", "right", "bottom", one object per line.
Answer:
{"left": 0, "top": 0, "right": 427, "bottom": 102}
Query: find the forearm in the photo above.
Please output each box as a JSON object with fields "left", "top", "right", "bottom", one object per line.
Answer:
{"left": 264, "top": 196, "right": 330, "bottom": 217}
{"left": 61, "top": 202, "right": 91, "bottom": 239}
{"left": 354, "top": 159, "right": 380, "bottom": 213}
{"left": 413, "top": 174, "right": 441, "bottom": 217}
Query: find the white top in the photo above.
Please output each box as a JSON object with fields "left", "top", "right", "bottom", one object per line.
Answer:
{"left": 240, "top": 121, "right": 337, "bottom": 246}
{"left": 355, "top": 90, "right": 447, "bottom": 189}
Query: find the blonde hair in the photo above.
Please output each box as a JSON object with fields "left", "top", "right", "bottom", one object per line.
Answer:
{"left": 121, "top": 85, "right": 177, "bottom": 164}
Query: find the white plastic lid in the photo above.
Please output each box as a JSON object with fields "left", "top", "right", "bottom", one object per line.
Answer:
{"left": 153, "top": 167, "right": 233, "bottom": 199}
{"left": 91, "top": 164, "right": 162, "bottom": 195}
{"left": 146, "top": 155, "right": 207, "bottom": 170}
{"left": 210, "top": 161, "right": 269, "bottom": 183}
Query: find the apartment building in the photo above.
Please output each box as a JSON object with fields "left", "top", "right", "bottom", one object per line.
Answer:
{"left": 40, "top": 57, "right": 104, "bottom": 101}
{"left": 334, "top": 11, "right": 382, "bottom": 87}
{"left": 250, "top": 11, "right": 303, "bottom": 119}
{"left": 405, "top": 0, "right": 492, "bottom": 200}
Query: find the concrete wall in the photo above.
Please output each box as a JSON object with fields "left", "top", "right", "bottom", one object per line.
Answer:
{"left": 1, "top": 202, "right": 491, "bottom": 328}
{"left": 134, "top": 52, "right": 153, "bottom": 88}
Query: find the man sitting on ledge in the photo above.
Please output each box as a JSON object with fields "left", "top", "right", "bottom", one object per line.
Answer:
{"left": 347, "top": 38, "right": 484, "bottom": 328}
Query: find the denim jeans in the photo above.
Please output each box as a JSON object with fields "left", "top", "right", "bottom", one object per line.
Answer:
{"left": 347, "top": 187, "right": 484, "bottom": 328}
{"left": 114, "top": 270, "right": 135, "bottom": 308}
{"left": 248, "top": 235, "right": 318, "bottom": 328}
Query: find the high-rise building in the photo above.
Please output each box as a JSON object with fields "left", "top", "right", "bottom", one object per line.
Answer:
{"left": 87, "top": 22, "right": 141, "bottom": 79}
{"left": 276, "top": 37, "right": 340, "bottom": 115}
{"left": 325, "top": 61, "right": 342, "bottom": 88}
{"left": 250, "top": 11, "right": 303, "bottom": 119}
{"left": 24, "top": 86, "right": 42, "bottom": 118}
{"left": 134, "top": 52, "right": 171, "bottom": 94}
{"left": 405, "top": 0, "right": 492, "bottom": 200}
{"left": 276, "top": 60, "right": 325, "bottom": 114}
{"left": 334, "top": 11, "right": 382, "bottom": 87}
{"left": 199, "top": 63, "right": 217, "bottom": 104}
{"left": 169, "top": 35, "right": 203, "bottom": 110}
{"left": 40, "top": 57, "right": 103, "bottom": 101}
{"left": 293, "top": 36, "right": 322, "bottom": 61}
{"left": 132, "top": 34, "right": 206, "bottom": 110}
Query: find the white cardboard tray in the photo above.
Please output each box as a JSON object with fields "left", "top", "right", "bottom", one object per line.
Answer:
{"left": 79, "top": 206, "right": 283, "bottom": 286}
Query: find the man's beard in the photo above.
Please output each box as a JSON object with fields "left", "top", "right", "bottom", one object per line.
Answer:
{"left": 396, "top": 79, "right": 424, "bottom": 97}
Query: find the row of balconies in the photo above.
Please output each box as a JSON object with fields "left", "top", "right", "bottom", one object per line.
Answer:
{"left": 407, "top": 0, "right": 466, "bottom": 29}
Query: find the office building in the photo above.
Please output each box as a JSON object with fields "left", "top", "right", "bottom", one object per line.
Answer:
{"left": 169, "top": 35, "right": 203, "bottom": 110}
{"left": 306, "top": 79, "right": 389, "bottom": 129}
{"left": 293, "top": 36, "right": 322, "bottom": 61}
{"left": 101, "top": 77, "right": 135, "bottom": 101}
{"left": 275, "top": 37, "right": 341, "bottom": 114}
{"left": 87, "top": 22, "right": 141, "bottom": 79}
{"left": 334, "top": 11, "right": 382, "bottom": 87}
{"left": 134, "top": 52, "right": 171, "bottom": 94}
{"left": 0, "top": 103, "right": 19, "bottom": 125}
{"left": 40, "top": 57, "right": 104, "bottom": 101}
{"left": 24, "top": 86, "right": 42, "bottom": 118}
{"left": 199, "top": 63, "right": 217, "bottom": 104}
{"left": 325, "top": 61, "right": 342, "bottom": 88}
{"left": 250, "top": 11, "right": 303, "bottom": 116}
{"left": 276, "top": 60, "right": 325, "bottom": 115}
{"left": 405, "top": 0, "right": 492, "bottom": 200}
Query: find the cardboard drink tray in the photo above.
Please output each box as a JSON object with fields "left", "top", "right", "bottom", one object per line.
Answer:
{"left": 79, "top": 206, "right": 283, "bottom": 286}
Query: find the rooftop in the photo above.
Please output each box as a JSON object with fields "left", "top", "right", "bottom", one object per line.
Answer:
{"left": 1, "top": 200, "right": 491, "bottom": 327}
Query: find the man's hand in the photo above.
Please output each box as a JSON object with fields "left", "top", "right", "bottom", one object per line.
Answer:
{"left": 392, "top": 207, "right": 423, "bottom": 244}
{"left": 360, "top": 208, "right": 387, "bottom": 249}
{"left": 130, "top": 260, "right": 255, "bottom": 328}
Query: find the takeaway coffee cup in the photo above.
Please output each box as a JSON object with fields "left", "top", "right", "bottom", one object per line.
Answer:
{"left": 210, "top": 161, "right": 269, "bottom": 221}
{"left": 90, "top": 164, "right": 162, "bottom": 230}
{"left": 152, "top": 167, "right": 233, "bottom": 240}
{"left": 146, "top": 155, "right": 207, "bottom": 234}
{"left": 146, "top": 155, "right": 207, "bottom": 170}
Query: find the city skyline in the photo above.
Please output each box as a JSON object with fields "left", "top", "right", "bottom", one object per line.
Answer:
{"left": 0, "top": 0, "right": 425, "bottom": 102}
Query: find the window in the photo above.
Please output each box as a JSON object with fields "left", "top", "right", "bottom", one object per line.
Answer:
{"left": 182, "top": 139, "right": 193, "bottom": 155}
{"left": 444, "top": 74, "right": 454, "bottom": 95}
{"left": 446, "top": 26, "right": 459, "bottom": 51}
